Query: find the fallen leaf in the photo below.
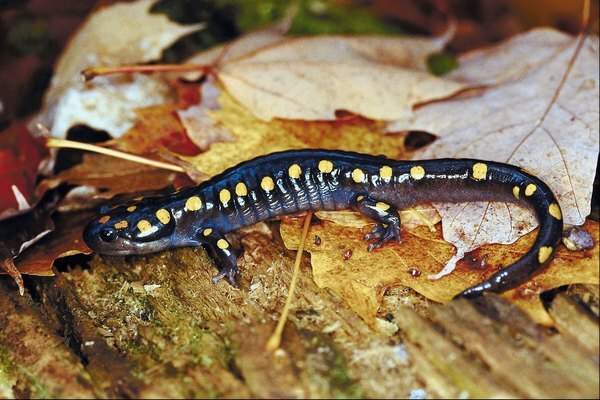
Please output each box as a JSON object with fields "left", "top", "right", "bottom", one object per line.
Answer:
{"left": 184, "top": 20, "right": 290, "bottom": 72}
{"left": 177, "top": 79, "right": 236, "bottom": 151}
{"left": 386, "top": 29, "right": 599, "bottom": 277}
{"left": 109, "top": 104, "right": 203, "bottom": 156}
{"left": 280, "top": 216, "right": 599, "bottom": 326}
{"left": 0, "top": 124, "right": 49, "bottom": 219}
{"left": 13, "top": 211, "right": 94, "bottom": 276}
{"left": 40, "top": 153, "right": 180, "bottom": 202}
{"left": 175, "top": 91, "right": 409, "bottom": 179}
{"left": 34, "top": 0, "right": 203, "bottom": 138}
{"left": 0, "top": 193, "right": 59, "bottom": 292}
{"left": 212, "top": 27, "right": 464, "bottom": 121}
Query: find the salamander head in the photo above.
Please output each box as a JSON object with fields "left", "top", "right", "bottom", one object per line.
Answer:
{"left": 84, "top": 203, "right": 177, "bottom": 256}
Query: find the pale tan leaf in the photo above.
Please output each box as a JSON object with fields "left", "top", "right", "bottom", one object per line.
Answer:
{"left": 386, "top": 29, "right": 599, "bottom": 277}
{"left": 35, "top": 0, "right": 203, "bottom": 138}
{"left": 185, "top": 21, "right": 289, "bottom": 69}
{"left": 214, "top": 28, "right": 463, "bottom": 121}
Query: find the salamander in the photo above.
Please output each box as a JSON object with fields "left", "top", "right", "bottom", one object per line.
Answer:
{"left": 83, "top": 149, "right": 564, "bottom": 298}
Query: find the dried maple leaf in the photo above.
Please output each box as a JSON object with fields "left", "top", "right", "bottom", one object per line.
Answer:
{"left": 175, "top": 91, "right": 409, "bottom": 179}
{"left": 387, "top": 29, "right": 599, "bottom": 278}
{"left": 280, "top": 217, "right": 598, "bottom": 326}
{"left": 204, "top": 27, "right": 463, "bottom": 121}
{"left": 34, "top": 0, "right": 203, "bottom": 138}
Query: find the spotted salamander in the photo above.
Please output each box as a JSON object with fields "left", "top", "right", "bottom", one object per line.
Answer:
{"left": 83, "top": 149, "right": 564, "bottom": 298}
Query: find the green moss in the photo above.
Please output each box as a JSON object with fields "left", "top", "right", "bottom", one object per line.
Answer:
{"left": 218, "top": 0, "right": 400, "bottom": 35}
{"left": 427, "top": 52, "right": 460, "bottom": 76}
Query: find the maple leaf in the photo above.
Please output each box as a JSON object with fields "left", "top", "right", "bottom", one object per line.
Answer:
{"left": 193, "top": 26, "right": 461, "bottom": 121}
{"left": 34, "top": 0, "right": 203, "bottom": 138}
{"left": 386, "top": 29, "right": 599, "bottom": 278}
{"left": 280, "top": 216, "right": 598, "bottom": 326}
{"left": 175, "top": 91, "right": 409, "bottom": 179}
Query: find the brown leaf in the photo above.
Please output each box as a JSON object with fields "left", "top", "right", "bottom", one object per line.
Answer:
{"left": 176, "top": 92, "right": 409, "bottom": 179}
{"left": 0, "top": 124, "right": 49, "bottom": 219}
{"left": 40, "top": 153, "right": 180, "bottom": 202}
{"left": 108, "top": 104, "right": 202, "bottom": 156}
{"left": 280, "top": 217, "right": 599, "bottom": 326}
{"left": 14, "top": 211, "right": 94, "bottom": 276}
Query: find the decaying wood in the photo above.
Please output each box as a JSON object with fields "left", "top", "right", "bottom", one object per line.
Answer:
{"left": 0, "top": 225, "right": 598, "bottom": 398}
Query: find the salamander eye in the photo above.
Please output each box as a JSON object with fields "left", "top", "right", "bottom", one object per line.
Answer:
{"left": 100, "top": 229, "right": 116, "bottom": 242}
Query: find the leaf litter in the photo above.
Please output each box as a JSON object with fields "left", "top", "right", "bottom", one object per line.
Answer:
{"left": 5, "top": 0, "right": 597, "bottom": 327}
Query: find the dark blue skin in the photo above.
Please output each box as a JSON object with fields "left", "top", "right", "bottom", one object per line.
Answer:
{"left": 83, "top": 149, "right": 564, "bottom": 298}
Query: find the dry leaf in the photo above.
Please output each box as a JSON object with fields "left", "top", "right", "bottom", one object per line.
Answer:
{"left": 280, "top": 217, "right": 598, "bottom": 326}
{"left": 35, "top": 0, "right": 203, "bottom": 138}
{"left": 185, "top": 20, "right": 290, "bottom": 70}
{"left": 14, "top": 211, "right": 94, "bottom": 276}
{"left": 175, "top": 91, "right": 408, "bottom": 179}
{"left": 212, "top": 28, "right": 463, "bottom": 121}
{"left": 110, "top": 104, "right": 202, "bottom": 156}
{"left": 385, "top": 29, "right": 599, "bottom": 277}
{"left": 41, "top": 153, "right": 179, "bottom": 201}
{"left": 0, "top": 124, "right": 49, "bottom": 219}
{"left": 177, "top": 79, "right": 236, "bottom": 151}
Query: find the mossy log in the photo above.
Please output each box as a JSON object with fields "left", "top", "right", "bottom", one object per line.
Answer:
{"left": 0, "top": 224, "right": 598, "bottom": 398}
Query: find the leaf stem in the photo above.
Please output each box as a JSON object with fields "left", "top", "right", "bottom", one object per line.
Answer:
{"left": 82, "top": 64, "right": 212, "bottom": 81}
{"left": 46, "top": 138, "right": 185, "bottom": 173}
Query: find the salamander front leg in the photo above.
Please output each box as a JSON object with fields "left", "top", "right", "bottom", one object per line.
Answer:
{"left": 197, "top": 228, "right": 239, "bottom": 287}
{"left": 352, "top": 195, "right": 401, "bottom": 252}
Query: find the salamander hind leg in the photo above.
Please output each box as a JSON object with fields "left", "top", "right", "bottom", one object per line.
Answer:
{"left": 197, "top": 228, "right": 239, "bottom": 287}
{"left": 352, "top": 195, "right": 401, "bottom": 252}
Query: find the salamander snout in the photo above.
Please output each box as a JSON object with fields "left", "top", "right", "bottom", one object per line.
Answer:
{"left": 83, "top": 204, "right": 177, "bottom": 256}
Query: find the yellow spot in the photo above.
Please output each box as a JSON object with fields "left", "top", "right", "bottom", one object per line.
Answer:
{"left": 185, "top": 196, "right": 202, "bottom": 211}
{"left": 549, "top": 203, "right": 562, "bottom": 220}
{"left": 99, "top": 215, "right": 110, "bottom": 224}
{"left": 235, "top": 182, "right": 248, "bottom": 196}
{"left": 127, "top": 206, "right": 137, "bottom": 212}
{"left": 352, "top": 168, "right": 365, "bottom": 183}
{"left": 217, "top": 239, "right": 229, "bottom": 249}
{"left": 261, "top": 176, "right": 275, "bottom": 192}
{"left": 357, "top": 195, "right": 364, "bottom": 201}
{"left": 410, "top": 166, "right": 425, "bottom": 180}
{"left": 114, "top": 220, "right": 128, "bottom": 229}
{"left": 472, "top": 163, "right": 488, "bottom": 180}
{"left": 220, "top": 189, "right": 231, "bottom": 204}
{"left": 512, "top": 186, "right": 520, "bottom": 199}
{"left": 137, "top": 219, "right": 152, "bottom": 233}
{"left": 538, "top": 246, "right": 553, "bottom": 264}
{"left": 376, "top": 202, "right": 390, "bottom": 211}
{"left": 318, "top": 160, "right": 334, "bottom": 173}
{"left": 380, "top": 166, "right": 392, "bottom": 180}
{"left": 525, "top": 184, "right": 537, "bottom": 196}
{"left": 156, "top": 209, "right": 171, "bottom": 224}
{"left": 288, "top": 164, "right": 302, "bottom": 179}
{"left": 203, "top": 228, "right": 212, "bottom": 236}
